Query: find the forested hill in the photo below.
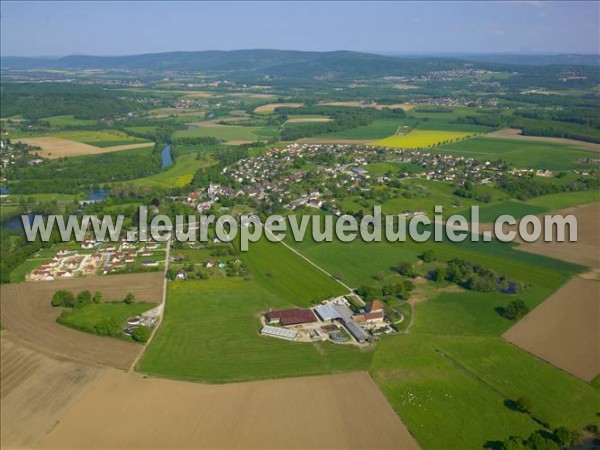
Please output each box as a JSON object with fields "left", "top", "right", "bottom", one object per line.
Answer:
{"left": 1, "top": 49, "right": 471, "bottom": 75}
{"left": 2, "top": 49, "right": 598, "bottom": 82}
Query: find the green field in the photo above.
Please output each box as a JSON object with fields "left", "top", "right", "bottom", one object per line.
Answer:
{"left": 316, "top": 119, "right": 406, "bottom": 139}
{"left": 57, "top": 302, "right": 155, "bottom": 338}
{"left": 373, "top": 130, "right": 475, "bottom": 149}
{"left": 128, "top": 153, "right": 216, "bottom": 188}
{"left": 138, "top": 278, "right": 372, "bottom": 382}
{"left": 437, "top": 137, "right": 598, "bottom": 170}
{"left": 173, "top": 125, "right": 278, "bottom": 142}
{"left": 51, "top": 130, "right": 149, "bottom": 147}
{"left": 459, "top": 200, "right": 550, "bottom": 223}
{"left": 41, "top": 115, "right": 97, "bottom": 127}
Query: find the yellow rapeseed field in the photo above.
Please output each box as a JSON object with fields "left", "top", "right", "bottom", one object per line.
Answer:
{"left": 372, "top": 129, "right": 474, "bottom": 149}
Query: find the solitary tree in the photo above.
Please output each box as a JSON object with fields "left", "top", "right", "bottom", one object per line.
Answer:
{"left": 123, "top": 292, "right": 135, "bottom": 304}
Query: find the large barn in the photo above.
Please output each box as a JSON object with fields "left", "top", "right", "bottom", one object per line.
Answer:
{"left": 265, "top": 308, "right": 317, "bottom": 326}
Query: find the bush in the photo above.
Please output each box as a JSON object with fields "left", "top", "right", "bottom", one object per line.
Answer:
{"left": 75, "top": 290, "right": 92, "bottom": 309}
{"left": 51, "top": 290, "right": 75, "bottom": 308}
{"left": 515, "top": 396, "right": 533, "bottom": 413}
{"left": 93, "top": 291, "right": 102, "bottom": 304}
{"left": 504, "top": 299, "right": 529, "bottom": 321}
{"left": 419, "top": 250, "right": 437, "bottom": 263}
{"left": 396, "top": 262, "right": 415, "bottom": 277}
{"left": 132, "top": 326, "right": 151, "bottom": 343}
{"left": 123, "top": 292, "right": 135, "bottom": 304}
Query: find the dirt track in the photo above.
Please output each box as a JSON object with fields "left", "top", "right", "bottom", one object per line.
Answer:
{"left": 484, "top": 128, "right": 600, "bottom": 152}
{"left": 16, "top": 137, "right": 152, "bottom": 158}
{"left": 1, "top": 331, "right": 102, "bottom": 449}
{"left": 0, "top": 272, "right": 163, "bottom": 369}
{"left": 38, "top": 370, "right": 419, "bottom": 450}
{"left": 503, "top": 275, "right": 600, "bottom": 381}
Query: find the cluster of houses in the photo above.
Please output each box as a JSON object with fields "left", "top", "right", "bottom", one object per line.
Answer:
{"left": 29, "top": 250, "right": 102, "bottom": 281}
{"left": 178, "top": 142, "right": 524, "bottom": 215}
{"left": 101, "top": 240, "right": 163, "bottom": 274}
{"left": 28, "top": 238, "right": 165, "bottom": 280}
{"left": 260, "top": 297, "right": 394, "bottom": 346}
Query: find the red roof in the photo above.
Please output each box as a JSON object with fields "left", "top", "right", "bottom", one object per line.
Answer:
{"left": 367, "top": 300, "right": 385, "bottom": 313}
{"left": 266, "top": 308, "right": 317, "bottom": 326}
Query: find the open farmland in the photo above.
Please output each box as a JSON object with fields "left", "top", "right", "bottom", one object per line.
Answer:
{"left": 39, "top": 369, "right": 417, "bottom": 450}
{"left": 129, "top": 153, "right": 216, "bottom": 188}
{"left": 254, "top": 102, "right": 304, "bottom": 113}
{"left": 437, "top": 137, "right": 598, "bottom": 170}
{"left": 50, "top": 130, "right": 149, "bottom": 147}
{"left": 485, "top": 128, "right": 600, "bottom": 152}
{"left": 516, "top": 202, "right": 600, "bottom": 268}
{"left": 0, "top": 272, "right": 163, "bottom": 369}
{"left": 138, "top": 279, "right": 372, "bottom": 382}
{"left": 16, "top": 136, "right": 152, "bottom": 158}
{"left": 503, "top": 274, "right": 600, "bottom": 381}
{"left": 373, "top": 129, "right": 474, "bottom": 149}
{"left": 173, "top": 124, "right": 277, "bottom": 143}
{"left": 0, "top": 331, "right": 102, "bottom": 449}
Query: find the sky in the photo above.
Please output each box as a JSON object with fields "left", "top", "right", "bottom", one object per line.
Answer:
{"left": 1, "top": 1, "right": 598, "bottom": 56}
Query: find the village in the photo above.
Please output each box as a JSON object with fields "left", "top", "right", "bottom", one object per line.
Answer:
{"left": 28, "top": 237, "right": 166, "bottom": 281}
{"left": 260, "top": 296, "right": 396, "bottom": 347}
{"left": 180, "top": 142, "right": 541, "bottom": 216}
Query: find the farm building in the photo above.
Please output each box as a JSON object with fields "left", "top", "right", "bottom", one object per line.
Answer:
{"left": 343, "top": 321, "right": 370, "bottom": 343}
{"left": 314, "top": 303, "right": 354, "bottom": 322}
{"left": 366, "top": 300, "right": 385, "bottom": 313}
{"left": 265, "top": 308, "right": 317, "bottom": 326}
{"left": 260, "top": 325, "right": 298, "bottom": 341}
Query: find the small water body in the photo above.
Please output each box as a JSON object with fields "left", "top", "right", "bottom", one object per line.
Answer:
{"left": 1, "top": 212, "right": 40, "bottom": 232}
{"left": 89, "top": 187, "right": 108, "bottom": 201}
{"left": 161, "top": 143, "right": 173, "bottom": 168}
{"left": 0, "top": 185, "right": 8, "bottom": 195}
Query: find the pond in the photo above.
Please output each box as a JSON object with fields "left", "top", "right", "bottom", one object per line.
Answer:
{"left": 161, "top": 143, "right": 173, "bottom": 168}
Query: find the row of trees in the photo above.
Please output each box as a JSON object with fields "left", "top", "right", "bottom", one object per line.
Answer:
{"left": 432, "top": 258, "right": 527, "bottom": 294}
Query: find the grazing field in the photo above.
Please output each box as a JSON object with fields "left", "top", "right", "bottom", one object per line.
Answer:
{"left": 138, "top": 279, "right": 371, "bottom": 382}
{"left": 373, "top": 129, "right": 474, "bottom": 149}
{"left": 0, "top": 272, "right": 163, "bottom": 369}
{"left": 254, "top": 102, "right": 304, "bottom": 114}
{"left": 486, "top": 128, "right": 600, "bottom": 152}
{"left": 41, "top": 114, "right": 97, "bottom": 127}
{"left": 51, "top": 130, "right": 149, "bottom": 147}
{"left": 57, "top": 302, "right": 156, "bottom": 338}
{"left": 437, "top": 137, "right": 598, "bottom": 170}
{"left": 39, "top": 369, "right": 417, "bottom": 450}
{"left": 503, "top": 275, "right": 600, "bottom": 381}
{"left": 316, "top": 119, "right": 405, "bottom": 140}
{"left": 16, "top": 136, "right": 152, "bottom": 158}
{"left": 173, "top": 125, "right": 277, "bottom": 142}
{"left": 1, "top": 332, "right": 102, "bottom": 449}
{"left": 129, "top": 153, "right": 215, "bottom": 188}
{"left": 281, "top": 218, "right": 599, "bottom": 448}
{"left": 240, "top": 237, "right": 347, "bottom": 304}
{"left": 463, "top": 200, "right": 549, "bottom": 223}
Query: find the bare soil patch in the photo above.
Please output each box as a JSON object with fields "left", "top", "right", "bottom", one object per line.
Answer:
{"left": 0, "top": 272, "right": 163, "bottom": 369}
{"left": 16, "top": 137, "right": 152, "bottom": 159}
{"left": 39, "top": 370, "right": 419, "bottom": 449}
{"left": 1, "top": 331, "right": 102, "bottom": 449}
{"left": 254, "top": 103, "right": 304, "bottom": 114}
{"left": 503, "top": 275, "right": 600, "bottom": 382}
{"left": 478, "top": 202, "right": 600, "bottom": 268}
{"left": 484, "top": 128, "right": 600, "bottom": 152}
{"left": 516, "top": 202, "right": 600, "bottom": 268}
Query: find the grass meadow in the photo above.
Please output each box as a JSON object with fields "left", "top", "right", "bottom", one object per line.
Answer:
{"left": 437, "top": 137, "right": 597, "bottom": 170}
